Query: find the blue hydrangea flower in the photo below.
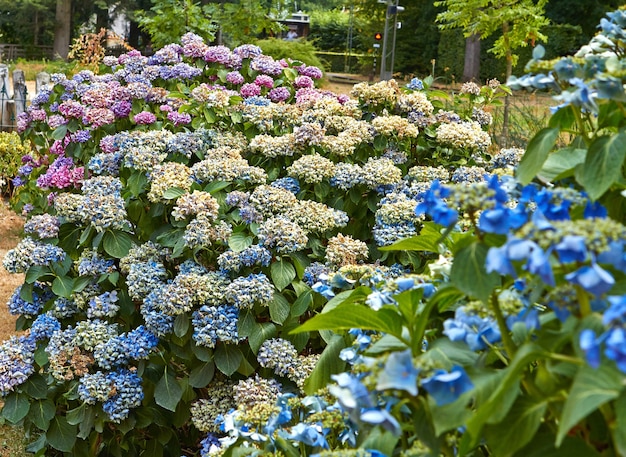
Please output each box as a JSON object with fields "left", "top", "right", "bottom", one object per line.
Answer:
{"left": 376, "top": 349, "right": 419, "bottom": 396}
{"left": 421, "top": 365, "right": 474, "bottom": 405}
{"left": 579, "top": 329, "right": 601, "bottom": 369}
{"left": 565, "top": 262, "right": 615, "bottom": 297}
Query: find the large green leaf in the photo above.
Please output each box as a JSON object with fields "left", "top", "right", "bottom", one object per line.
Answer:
{"left": 292, "top": 302, "right": 403, "bottom": 339}
{"left": 539, "top": 147, "right": 586, "bottom": 181}
{"left": 271, "top": 259, "right": 296, "bottom": 291}
{"left": 269, "top": 293, "right": 290, "bottom": 325}
{"left": 450, "top": 242, "right": 500, "bottom": 303}
{"left": 228, "top": 232, "right": 253, "bottom": 252}
{"left": 556, "top": 363, "right": 625, "bottom": 445}
{"left": 517, "top": 127, "right": 560, "bottom": 184}
{"left": 615, "top": 394, "right": 626, "bottom": 456}
{"left": 52, "top": 275, "right": 75, "bottom": 299}
{"left": 162, "top": 187, "right": 187, "bottom": 200}
{"left": 23, "top": 374, "right": 48, "bottom": 400}
{"left": 46, "top": 416, "right": 77, "bottom": 452}
{"left": 460, "top": 343, "right": 547, "bottom": 453}
{"left": 517, "top": 427, "right": 600, "bottom": 457}
{"left": 1, "top": 392, "right": 30, "bottom": 423}
{"left": 102, "top": 230, "right": 133, "bottom": 258}
{"left": 483, "top": 396, "right": 548, "bottom": 456}
{"left": 189, "top": 361, "right": 215, "bottom": 388}
{"left": 29, "top": 399, "right": 56, "bottom": 430}
{"left": 378, "top": 234, "right": 441, "bottom": 253}
{"left": 248, "top": 322, "right": 277, "bottom": 353}
{"left": 214, "top": 344, "right": 243, "bottom": 376}
{"left": 576, "top": 132, "right": 626, "bottom": 200}
{"left": 304, "top": 334, "right": 347, "bottom": 395}
{"left": 154, "top": 370, "right": 183, "bottom": 412}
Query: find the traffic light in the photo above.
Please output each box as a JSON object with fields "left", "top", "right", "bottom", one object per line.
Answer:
{"left": 374, "top": 32, "right": 383, "bottom": 41}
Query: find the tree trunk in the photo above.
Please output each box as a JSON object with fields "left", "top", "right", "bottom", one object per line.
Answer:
{"left": 462, "top": 34, "right": 481, "bottom": 82}
{"left": 53, "top": 0, "right": 72, "bottom": 60}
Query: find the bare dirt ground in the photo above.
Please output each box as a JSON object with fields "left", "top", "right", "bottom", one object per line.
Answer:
{"left": 0, "top": 199, "right": 24, "bottom": 341}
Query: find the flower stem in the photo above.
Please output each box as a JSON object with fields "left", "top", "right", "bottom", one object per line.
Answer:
{"left": 575, "top": 285, "right": 592, "bottom": 317}
{"left": 490, "top": 292, "right": 516, "bottom": 360}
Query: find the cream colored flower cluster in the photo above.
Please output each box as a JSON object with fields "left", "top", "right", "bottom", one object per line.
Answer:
{"left": 325, "top": 233, "right": 369, "bottom": 267}
{"left": 287, "top": 153, "right": 336, "bottom": 184}
{"left": 362, "top": 157, "right": 403, "bottom": 189}
{"left": 350, "top": 79, "right": 399, "bottom": 107}
{"left": 371, "top": 114, "right": 420, "bottom": 139}
{"left": 248, "top": 133, "right": 299, "bottom": 158}
{"left": 172, "top": 190, "right": 220, "bottom": 221}
{"left": 435, "top": 120, "right": 491, "bottom": 152}
{"left": 147, "top": 162, "right": 193, "bottom": 202}
{"left": 396, "top": 91, "right": 434, "bottom": 116}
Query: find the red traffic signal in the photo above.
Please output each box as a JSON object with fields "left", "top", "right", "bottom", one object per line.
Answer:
{"left": 374, "top": 32, "right": 383, "bottom": 41}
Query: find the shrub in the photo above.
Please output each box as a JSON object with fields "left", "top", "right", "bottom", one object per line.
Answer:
{"left": 0, "top": 131, "right": 30, "bottom": 196}
{"left": 0, "top": 29, "right": 500, "bottom": 456}
{"left": 255, "top": 38, "right": 326, "bottom": 73}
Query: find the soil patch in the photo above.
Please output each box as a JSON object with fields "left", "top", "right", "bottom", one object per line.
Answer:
{"left": 0, "top": 200, "right": 24, "bottom": 341}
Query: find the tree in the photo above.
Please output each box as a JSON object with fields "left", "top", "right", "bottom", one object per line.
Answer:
{"left": 434, "top": 0, "right": 549, "bottom": 144}
{"left": 52, "top": 0, "right": 72, "bottom": 59}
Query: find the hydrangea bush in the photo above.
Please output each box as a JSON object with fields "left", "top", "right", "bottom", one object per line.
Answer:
{"left": 2, "top": 9, "right": 625, "bottom": 456}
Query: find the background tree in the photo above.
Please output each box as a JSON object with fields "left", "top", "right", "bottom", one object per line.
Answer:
{"left": 434, "top": 0, "right": 549, "bottom": 143}
{"left": 53, "top": 0, "right": 72, "bottom": 59}
{"left": 0, "top": 0, "right": 55, "bottom": 49}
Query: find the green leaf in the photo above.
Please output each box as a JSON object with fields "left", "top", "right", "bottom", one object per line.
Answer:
{"left": 360, "top": 427, "right": 400, "bottom": 456}
{"left": 483, "top": 396, "right": 548, "bottom": 456}
{"left": 174, "top": 313, "right": 190, "bottom": 338}
{"left": 577, "top": 132, "right": 626, "bottom": 200}
{"left": 189, "top": 361, "right": 215, "bottom": 388}
{"left": 539, "top": 147, "right": 586, "bottom": 181}
{"left": 516, "top": 426, "right": 600, "bottom": 457}
{"left": 102, "top": 230, "right": 133, "bottom": 258}
{"left": 52, "top": 275, "right": 75, "bottom": 298}
{"left": 204, "top": 181, "right": 231, "bottom": 194}
{"left": 271, "top": 259, "right": 296, "bottom": 291}
{"left": 46, "top": 416, "right": 77, "bottom": 452}
{"left": 615, "top": 394, "right": 626, "bottom": 456}
{"left": 516, "top": 127, "right": 560, "bottom": 184}
{"left": 556, "top": 363, "right": 625, "bottom": 446}
{"left": 378, "top": 234, "right": 441, "bottom": 252}
{"left": 228, "top": 232, "right": 253, "bottom": 252}
{"left": 162, "top": 187, "right": 187, "bottom": 200}
{"left": 461, "top": 343, "right": 547, "bottom": 452}
{"left": 304, "top": 334, "right": 347, "bottom": 395}
{"left": 154, "top": 370, "right": 183, "bottom": 412}
{"left": 127, "top": 172, "right": 148, "bottom": 196}
{"left": 25, "top": 265, "right": 51, "bottom": 284}
{"left": 29, "top": 399, "right": 56, "bottom": 430}
{"left": 291, "top": 289, "right": 312, "bottom": 317}
{"left": 1, "top": 392, "right": 30, "bottom": 423}
{"left": 191, "top": 343, "right": 213, "bottom": 362}
{"left": 66, "top": 403, "right": 86, "bottom": 426}
{"left": 214, "top": 344, "right": 243, "bottom": 376}
{"left": 450, "top": 242, "right": 500, "bottom": 303}
{"left": 292, "top": 303, "right": 403, "bottom": 338}
{"left": 51, "top": 124, "right": 68, "bottom": 140}
{"left": 248, "top": 322, "right": 277, "bottom": 353}
{"left": 23, "top": 374, "right": 48, "bottom": 399}
{"left": 269, "top": 293, "right": 290, "bottom": 324}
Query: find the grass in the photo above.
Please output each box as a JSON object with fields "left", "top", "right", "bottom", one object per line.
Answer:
{"left": 6, "top": 59, "right": 86, "bottom": 80}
